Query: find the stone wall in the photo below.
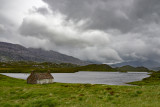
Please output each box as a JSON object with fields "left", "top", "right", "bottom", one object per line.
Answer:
{"left": 37, "top": 79, "right": 54, "bottom": 84}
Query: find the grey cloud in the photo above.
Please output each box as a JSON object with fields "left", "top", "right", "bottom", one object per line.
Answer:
{"left": 0, "top": 24, "right": 6, "bottom": 33}
{"left": 133, "top": 0, "right": 160, "bottom": 18}
{"left": 0, "top": 14, "right": 14, "bottom": 27}
{"left": 43, "top": 0, "right": 160, "bottom": 33}
{"left": 36, "top": 7, "right": 50, "bottom": 14}
{"left": 18, "top": 0, "right": 160, "bottom": 63}
{"left": 1, "top": 0, "right": 160, "bottom": 64}
{"left": 29, "top": 7, "right": 50, "bottom": 15}
{"left": 19, "top": 14, "right": 122, "bottom": 63}
{"left": 110, "top": 26, "right": 160, "bottom": 62}
{"left": 43, "top": 0, "right": 135, "bottom": 32}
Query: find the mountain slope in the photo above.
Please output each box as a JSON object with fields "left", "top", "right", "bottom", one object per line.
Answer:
{"left": 0, "top": 42, "right": 89, "bottom": 65}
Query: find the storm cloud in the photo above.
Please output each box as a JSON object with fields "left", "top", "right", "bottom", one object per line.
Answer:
{"left": 1, "top": 0, "right": 160, "bottom": 63}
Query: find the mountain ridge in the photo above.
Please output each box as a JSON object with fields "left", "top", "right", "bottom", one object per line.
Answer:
{"left": 0, "top": 41, "right": 90, "bottom": 65}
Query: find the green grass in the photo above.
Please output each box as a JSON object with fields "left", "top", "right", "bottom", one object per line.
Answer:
{"left": 0, "top": 74, "right": 160, "bottom": 107}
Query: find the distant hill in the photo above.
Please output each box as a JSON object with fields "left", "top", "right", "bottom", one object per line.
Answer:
{"left": 0, "top": 42, "right": 90, "bottom": 65}
{"left": 116, "top": 65, "right": 150, "bottom": 72}
{"left": 76, "top": 64, "right": 115, "bottom": 71}
{"left": 152, "top": 67, "right": 160, "bottom": 71}
{"left": 112, "top": 60, "right": 160, "bottom": 70}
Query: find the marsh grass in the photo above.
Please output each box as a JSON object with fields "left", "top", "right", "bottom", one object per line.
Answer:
{"left": 0, "top": 74, "right": 160, "bottom": 107}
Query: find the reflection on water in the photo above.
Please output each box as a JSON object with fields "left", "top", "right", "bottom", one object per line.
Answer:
{"left": 0, "top": 71, "right": 150, "bottom": 85}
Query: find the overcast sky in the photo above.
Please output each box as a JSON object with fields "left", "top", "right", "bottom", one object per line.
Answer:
{"left": 0, "top": 0, "right": 160, "bottom": 63}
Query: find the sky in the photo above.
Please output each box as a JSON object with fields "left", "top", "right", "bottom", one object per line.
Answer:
{"left": 0, "top": 0, "right": 160, "bottom": 64}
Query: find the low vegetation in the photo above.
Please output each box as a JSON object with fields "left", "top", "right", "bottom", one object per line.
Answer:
{"left": 116, "top": 65, "right": 152, "bottom": 72}
{"left": 0, "top": 61, "right": 79, "bottom": 73}
{"left": 0, "top": 61, "right": 151, "bottom": 73}
{"left": 129, "top": 71, "right": 160, "bottom": 85}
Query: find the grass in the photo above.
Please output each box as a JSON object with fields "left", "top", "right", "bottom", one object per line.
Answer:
{"left": 0, "top": 73, "right": 160, "bottom": 107}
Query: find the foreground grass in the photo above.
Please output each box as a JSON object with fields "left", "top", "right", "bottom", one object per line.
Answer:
{"left": 0, "top": 74, "right": 160, "bottom": 107}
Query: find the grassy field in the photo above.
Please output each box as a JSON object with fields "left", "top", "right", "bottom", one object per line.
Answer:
{"left": 1, "top": 73, "right": 160, "bottom": 107}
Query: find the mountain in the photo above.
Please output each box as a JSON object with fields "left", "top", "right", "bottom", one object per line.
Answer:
{"left": 111, "top": 60, "right": 160, "bottom": 70}
{"left": 0, "top": 42, "right": 90, "bottom": 65}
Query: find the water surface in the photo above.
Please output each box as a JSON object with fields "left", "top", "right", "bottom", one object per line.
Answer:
{"left": 1, "top": 71, "right": 150, "bottom": 85}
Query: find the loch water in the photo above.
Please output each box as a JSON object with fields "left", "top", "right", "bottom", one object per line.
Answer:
{"left": 1, "top": 71, "right": 150, "bottom": 85}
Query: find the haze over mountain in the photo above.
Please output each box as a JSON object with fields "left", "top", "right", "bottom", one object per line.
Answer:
{"left": 0, "top": 42, "right": 89, "bottom": 65}
{"left": 111, "top": 60, "right": 160, "bottom": 70}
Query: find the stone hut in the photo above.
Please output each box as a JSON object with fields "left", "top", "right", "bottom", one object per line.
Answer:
{"left": 27, "top": 71, "right": 54, "bottom": 84}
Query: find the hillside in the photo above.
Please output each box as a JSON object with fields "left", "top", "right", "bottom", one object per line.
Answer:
{"left": 76, "top": 64, "right": 115, "bottom": 71}
{"left": 116, "top": 65, "right": 150, "bottom": 72}
{"left": 0, "top": 42, "right": 89, "bottom": 65}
